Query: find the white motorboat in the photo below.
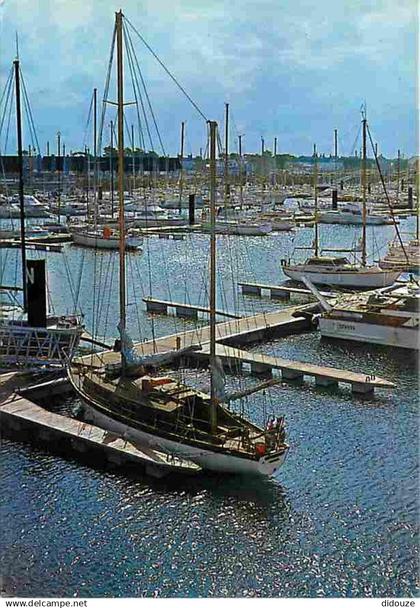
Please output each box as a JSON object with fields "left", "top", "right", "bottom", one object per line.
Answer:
{"left": 0, "top": 195, "right": 51, "bottom": 218}
{"left": 319, "top": 282, "right": 420, "bottom": 349}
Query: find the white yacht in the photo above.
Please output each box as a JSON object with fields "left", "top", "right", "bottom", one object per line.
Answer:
{"left": 0, "top": 195, "right": 51, "bottom": 218}
{"left": 319, "top": 282, "right": 420, "bottom": 349}
{"left": 282, "top": 256, "right": 401, "bottom": 289}
{"left": 318, "top": 203, "right": 394, "bottom": 225}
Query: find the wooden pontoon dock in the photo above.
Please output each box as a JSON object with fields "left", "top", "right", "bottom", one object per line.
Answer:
{"left": 78, "top": 303, "right": 395, "bottom": 395}
{"left": 0, "top": 373, "right": 201, "bottom": 477}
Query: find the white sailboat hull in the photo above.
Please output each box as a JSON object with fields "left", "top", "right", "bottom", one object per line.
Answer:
{"left": 318, "top": 211, "right": 393, "bottom": 225}
{"left": 283, "top": 266, "right": 401, "bottom": 288}
{"left": 72, "top": 231, "right": 141, "bottom": 250}
{"left": 319, "top": 317, "right": 419, "bottom": 349}
{"left": 81, "top": 401, "right": 287, "bottom": 476}
{"left": 271, "top": 220, "right": 295, "bottom": 231}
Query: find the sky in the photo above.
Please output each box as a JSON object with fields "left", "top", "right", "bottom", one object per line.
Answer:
{"left": 0, "top": 0, "right": 417, "bottom": 158}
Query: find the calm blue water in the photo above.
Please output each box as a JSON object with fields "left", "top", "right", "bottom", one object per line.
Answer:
{"left": 0, "top": 217, "right": 418, "bottom": 597}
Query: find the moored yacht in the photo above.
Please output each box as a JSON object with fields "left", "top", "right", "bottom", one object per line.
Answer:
{"left": 318, "top": 282, "right": 420, "bottom": 349}
{"left": 282, "top": 256, "right": 401, "bottom": 289}
{"left": 282, "top": 116, "right": 401, "bottom": 290}
{"left": 69, "top": 13, "right": 289, "bottom": 477}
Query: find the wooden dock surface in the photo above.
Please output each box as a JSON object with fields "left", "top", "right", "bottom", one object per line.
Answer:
{"left": 76, "top": 303, "right": 395, "bottom": 395}
{"left": 78, "top": 304, "right": 312, "bottom": 368}
{"left": 197, "top": 344, "right": 395, "bottom": 393}
{"left": 143, "top": 296, "right": 241, "bottom": 319}
{"left": 0, "top": 373, "right": 201, "bottom": 477}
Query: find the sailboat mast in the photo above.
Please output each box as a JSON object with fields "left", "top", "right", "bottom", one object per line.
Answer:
{"left": 116, "top": 10, "right": 126, "bottom": 369}
{"left": 224, "top": 102, "right": 229, "bottom": 214}
{"left": 110, "top": 120, "right": 114, "bottom": 218}
{"left": 361, "top": 117, "right": 367, "bottom": 266}
{"left": 93, "top": 87, "right": 98, "bottom": 226}
{"left": 178, "top": 121, "right": 185, "bottom": 213}
{"left": 313, "top": 143, "right": 319, "bottom": 257}
{"left": 209, "top": 120, "right": 218, "bottom": 434}
{"left": 416, "top": 158, "right": 419, "bottom": 241}
{"left": 239, "top": 133, "right": 243, "bottom": 210}
{"left": 14, "top": 59, "right": 27, "bottom": 311}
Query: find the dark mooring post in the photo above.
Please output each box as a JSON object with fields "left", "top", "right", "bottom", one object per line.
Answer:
{"left": 408, "top": 186, "right": 413, "bottom": 209}
{"left": 26, "top": 259, "right": 47, "bottom": 328}
{"left": 188, "top": 193, "right": 195, "bottom": 225}
{"left": 332, "top": 189, "right": 338, "bottom": 210}
{"left": 14, "top": 59, "right": 27, "bottom": 311}
{"left": 340, "top": 180, "right": 344, "bottom": 191}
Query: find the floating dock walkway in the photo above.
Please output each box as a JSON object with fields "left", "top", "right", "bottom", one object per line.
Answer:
{"left": 143, "top": 296, "right": 241, "bottom": 320}
{"left": 79, "top": 303, "right": 395, "bottom": 395}
{"left": 197, "top": 344, "right": 394, "bottom": 394}
{"left": 0, "top": 373, "right": 201, "bottom": 478}
{"left": 238, "top": 281, "right": 334, "bottom": 301}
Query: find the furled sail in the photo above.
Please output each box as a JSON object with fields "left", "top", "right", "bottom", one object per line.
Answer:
{"left": 118, "top": 324, "right": 201, "bottom": 369}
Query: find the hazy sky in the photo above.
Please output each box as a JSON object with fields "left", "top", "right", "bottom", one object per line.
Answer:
{"left": 0, "top": 0, "right": 417, "bottom": 157}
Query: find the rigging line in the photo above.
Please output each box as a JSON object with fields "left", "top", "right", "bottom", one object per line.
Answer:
{"left": 82, "top": 92, "right": 94, "bottom": 150}
{"left": 366, "top": 123, "right": 408, "bottom": 261}
{"left": 19, "top": 70, "right": 41, "bottom": 155}
{"left": 3, "top": 82, "right": 14, "bottom": 157}
{"left": 62, "top": 253, "right": 78, "bottom": 311}
{"left": 124, "top": 16, "right": 208, "bottom": 123}
{"left": 103, "top": 252, "right": 117, "bottom": 341}
{"left": 145, "top": 238, "right": 157, "bottom": 349}
{"left": 99, "top": 251, "right": 117, "bottom": 328}
{"left": 20, "top": 78, "right": 38, "bottom": 156}
{"left": 123, "top": 25, "right": 154, "bottom": 152}
{"left": 0, "top": 70, "right": 14, "bottom": 143}
{"left": 74, "top": 249, "right": 85, "bottom": 314}
{"left": 0, "top": 67, "right": 13, "bottom": 121}
{"left": 124, "top": 24, "right": 166, "bottom": 156}
{"left": 97, "top": 21, "right": 117, "bottom": 157}
{"left": 127, "top": 251, "right": 143, "bottom": 341}
{"left": 122, "top": 26, "right": 146, "bottom": 152}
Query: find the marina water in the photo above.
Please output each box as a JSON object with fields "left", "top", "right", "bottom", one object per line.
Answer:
{"left": 0, "top": 217, "right": 418, "bottom": 597}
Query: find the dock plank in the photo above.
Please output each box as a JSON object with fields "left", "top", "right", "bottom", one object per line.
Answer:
{"left": 196, "top": 344, "right": 395, "bottom": 390}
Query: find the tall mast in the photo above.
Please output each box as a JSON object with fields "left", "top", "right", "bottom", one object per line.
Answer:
{"left": 14, "top": 59, "right": 27, "bottom": 311}
{"left": 57, "top": 130, "right": 61, "bottom": 223}
{"left": 178, "top": 121, "right": 185, "bottom": 213}
{"left": 93, "top": 87, "right": 98, "bottom": 226}
{"left": 361, "top": 116, "right": 367, "bottom": 266}
{"left": 224, "top": 102, "right": 229, "bottom": 214}
{"left": 273, "top": 136, "right": 277, "bottom": 187}
{"left": 116, "top": 9, "right": 126, "bottom": 370}
{"left": 131, "top": 123, "right": 135, "bottom": 192}
{"left": 416, "top": 158, "right": 419, "bottom": 241}
{"left": 110, "top": 120, "right": 114, "bottom": 218}
{"left": 313, "top": 143, "right": 319, "bottom": 257}
{"left": 209, "top": 120, "right": 218, "bottom": 434}
{"left": 238, "top": 133, "right": 243, "bottom": 210}
{"left": 334, "top": 128, "right": 338, "bottom": 188}
{"left": 261, "top": 136, "right": 265, "bottom": 187}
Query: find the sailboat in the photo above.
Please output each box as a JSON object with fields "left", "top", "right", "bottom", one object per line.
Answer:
{"left": 69, "top": 11, "right": 288, "bottom": 476}
{"left": 282, "top": 118, "right": 401, "bottom": 289}
{"left": 70, "top": 89, "right": 142, "bottom": 251}
{"left": 0, "top": 59, "right": 83, "bottom": 372}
